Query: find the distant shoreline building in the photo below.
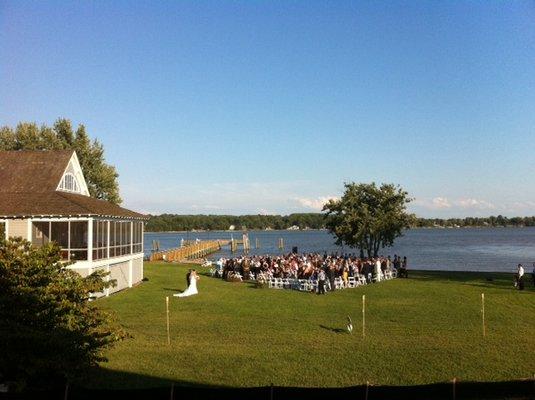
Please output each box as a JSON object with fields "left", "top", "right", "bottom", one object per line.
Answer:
{"left": 0, "top": 150, "right": 147, "bottom": 296}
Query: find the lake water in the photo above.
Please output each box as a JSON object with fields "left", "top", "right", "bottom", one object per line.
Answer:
{"left": 144, "top": 228, "right": 535, "bottom": 273}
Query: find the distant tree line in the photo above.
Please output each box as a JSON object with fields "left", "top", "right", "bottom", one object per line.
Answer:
{"left": 146, "top": 213, "right": 327, "bottom": 232}
{"left": 414, "top": 215, "right": 535, "bottom": 228}
{"left": 146, "top": 213, "right": 535, "bottom": 232}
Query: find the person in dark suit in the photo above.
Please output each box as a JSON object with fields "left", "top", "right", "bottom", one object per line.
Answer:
{"left": 327, "top": 265, "right": 336, "bottom": 291}
{"left": 186, "top": 269, "right": 191, "bottom": 287}
{"left": 317, "top": 268, "right": 326, "bottom": 295}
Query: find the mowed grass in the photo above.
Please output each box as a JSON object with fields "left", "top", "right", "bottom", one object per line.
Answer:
{"left": 90, "top": 262, "right": 535, "bottom": 389}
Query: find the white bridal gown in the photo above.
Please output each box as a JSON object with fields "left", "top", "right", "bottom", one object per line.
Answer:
{"left": 174, "top": 276, "right": 198, "bottom": 298}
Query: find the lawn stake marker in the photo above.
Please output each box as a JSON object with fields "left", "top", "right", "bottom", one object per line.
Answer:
{"left": 64, "top": 383, "right": 69, "bottom": 400}
{"left": 481, "top": 293, "right": 486, "bottom": 337}
{"left": 166, "top": 296, "right": 170, "bottom": 345}
{"left": 170, "top": 382, "right": 174, "bottom": 400}
{"left": 452, "top": 377, "right": 456, "bottom": 400}
{"left": 362, "top": 294, "right": 366, "bottom": 338}
{"left": 365, "top": 380, "right": 369, "bottom": 400}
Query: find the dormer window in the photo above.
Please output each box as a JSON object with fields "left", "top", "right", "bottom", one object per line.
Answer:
{"left": 59, "top": 172, "right": 81, "bottom": 193}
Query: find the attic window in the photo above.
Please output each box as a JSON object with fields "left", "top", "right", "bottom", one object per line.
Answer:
{"left": 59, "top": 172, "right": 81, "bottom": 193}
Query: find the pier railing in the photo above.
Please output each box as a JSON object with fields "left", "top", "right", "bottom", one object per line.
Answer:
{"left": 149, "top": 240, "right": 228, "bottom": 262}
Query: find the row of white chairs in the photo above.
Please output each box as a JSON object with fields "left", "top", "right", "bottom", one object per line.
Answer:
{"left": 267, "top": 271, "right": 397, "bottom": 291}
{"left": 208, "top": 268, "right": 397, "bottom": 289}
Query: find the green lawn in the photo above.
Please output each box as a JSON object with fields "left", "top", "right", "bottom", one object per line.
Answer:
{"left": 89, "top": 262, "right": 535, "bottom": 389}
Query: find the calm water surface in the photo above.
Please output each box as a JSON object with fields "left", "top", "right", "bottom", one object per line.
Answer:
{"left": 144, "top": 228, "right": 535, "bottom": 273}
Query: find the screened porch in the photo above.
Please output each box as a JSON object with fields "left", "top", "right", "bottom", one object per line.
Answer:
{"left": 31, "top": 219, "right": 143, "bottom": 262}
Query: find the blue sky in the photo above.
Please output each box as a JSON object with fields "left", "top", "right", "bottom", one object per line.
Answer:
{"left": 1, "top": 1, "right": 535, "bottom": 217}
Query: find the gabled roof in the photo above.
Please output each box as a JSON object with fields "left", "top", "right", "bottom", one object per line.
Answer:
{"left": 0, "top": 150, "right": 147, "bottom": 220}
{"left": 0, "top": 150, "right": 74, "bottom": 193}
{"left": 0, "top": 192, "right": 146, "bottom": 219}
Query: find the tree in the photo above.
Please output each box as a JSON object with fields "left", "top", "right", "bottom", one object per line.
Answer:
{"left": 323, "top": 182, "right": 414, "bottom": 258}
{"left": 0, "top": 238, "right": 123, "bottom": 390}
{"left": 0, "top": 119, "right": 121, "bottom": 204}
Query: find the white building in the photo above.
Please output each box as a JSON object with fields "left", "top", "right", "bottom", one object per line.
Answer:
{"left": 0, "top": 150, "right": 147, "bottom": 296}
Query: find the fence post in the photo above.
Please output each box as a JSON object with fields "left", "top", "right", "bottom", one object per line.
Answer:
{"left": 166, "top": 296, "right": 170, "bottom": 345}
{"left": 362, "top": 295, "right": 366, "bottom": 338}
{"left": 481, "top": 293, "right": 486, "bottom": 337}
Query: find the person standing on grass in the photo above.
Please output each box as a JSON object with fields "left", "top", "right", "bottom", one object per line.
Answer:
{"left": 327, "top": 264, "right": 336, "bottom": 291}
{"left": 186, "top": 269, "right": 192, "bottom": 287}
{"left": 516, "top": 264, "right": 525, "bottom": 290}
{"left": 175, "top": 270, "right": 200, "bottom": 298}
{"left": 318, "top": 268, "right": 326, "bottom": 295}
{"left": 375, "top": 258, "right": 382, "bottom": 282}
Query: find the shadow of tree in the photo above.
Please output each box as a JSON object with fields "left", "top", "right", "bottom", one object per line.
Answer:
{"left": 4, "top": 367, "right": 534, "bottom": 400}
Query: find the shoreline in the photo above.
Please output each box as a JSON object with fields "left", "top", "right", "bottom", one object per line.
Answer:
{"left": 145, "top": 226, "right": 535, "bottom": 234}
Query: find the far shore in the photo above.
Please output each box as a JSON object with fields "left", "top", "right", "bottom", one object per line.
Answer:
{"left": 145, "top": 225, "right": 535, "bottom": 234}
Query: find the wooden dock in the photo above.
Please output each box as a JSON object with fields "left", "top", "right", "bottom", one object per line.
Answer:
{"left": 148, "top": 233, "right": 277, "bottom": 262}
{"left": 149, "top": 240, "right": 229, "bottom": 262}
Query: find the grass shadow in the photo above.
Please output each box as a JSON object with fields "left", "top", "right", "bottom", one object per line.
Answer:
{"left": 410, "top": 270, "right": 535, "bottom": 292}
{"left": 319, "top": 324, "right": 348, "bottom": 334}
{"left": 6, "top": 367, "right": 534, "bottom": 400}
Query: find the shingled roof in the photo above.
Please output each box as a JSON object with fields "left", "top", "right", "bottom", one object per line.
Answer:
{"left": 0, "top": 150, "right": 146, "bottom": 219}
{"left": 0, "top": 150, "right": 74, "bottom": 193}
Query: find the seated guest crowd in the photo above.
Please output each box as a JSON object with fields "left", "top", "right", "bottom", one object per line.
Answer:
{"left": 214, "top": 253, "right": 408, "bottom": 289}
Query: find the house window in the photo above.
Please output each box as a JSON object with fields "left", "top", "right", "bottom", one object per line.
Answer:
{"left": 32, "top": 221, "right": 88, "bottom": 261}
{"left": 92, "top": 220, "right": 109, "bottom": 261}
{"left": 133, "top": 221, "right": 143, "bottom": 253}
{"left": 58, "top": 173, "right": 81, "bottom": 193}
{"left": 32, "top": 222, "right": 50, "bottom": 247}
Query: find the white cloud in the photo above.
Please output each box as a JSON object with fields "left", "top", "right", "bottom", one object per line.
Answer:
{"left": 431, "top": 197, "right": 452, "bottom": 209}
{"left": 455, "top": 198, "right": 495, "bottom": 210}
{"left": 412, "top": 196, "right": 495, "bottom": 212}
{"left": 295, "top": 196, "right": 339, "bottom": 211}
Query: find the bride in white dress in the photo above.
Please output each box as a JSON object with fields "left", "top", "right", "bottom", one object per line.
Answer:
{"left": 174, "top": 270, "right": 199, "bottom": 298}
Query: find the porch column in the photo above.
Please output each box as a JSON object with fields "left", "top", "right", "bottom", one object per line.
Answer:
{"left": 87, "top": 218, "right": 93, "bottom": 263}
{"left": 107, "top": 220, "right": 110, "bottom": 258}
{"left": 26, "top": 219, "right": 32, "bottom": 241}
{"left": 128, "top": 221, "right": 133, "bottom": 287}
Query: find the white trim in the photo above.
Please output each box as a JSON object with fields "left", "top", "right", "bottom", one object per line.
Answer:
{"left": 1, "top": 215, "right": 147, "bottom": 221}
{"left": 55, "top": 151, "right": 90, "bottom": 196}
{"left": 26, "top": 219, "right": 32, "bottom": 241}
{"left": 107, "top": 220, "right": 110, "bottom": 259}
{"left": 87, "top": 218, "right": 93, "bottom": 263}
{"left": 69, "top": 252, "right": 144, "bottom": 269}
{"left": 128, "top": 259, "right": 133, "bottom": 288}
{"left": 30, "top": 217, "right": 91, "bottom": 222}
